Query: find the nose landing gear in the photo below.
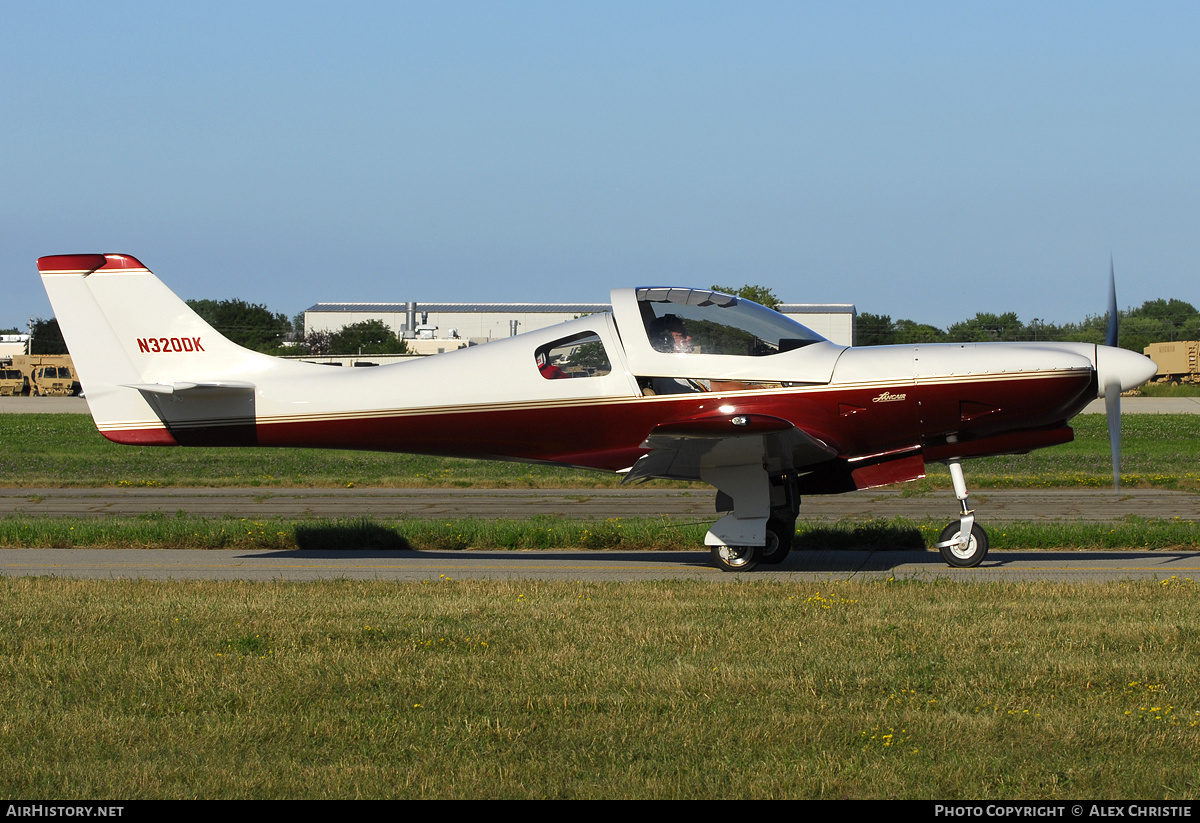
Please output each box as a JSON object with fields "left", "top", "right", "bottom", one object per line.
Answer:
{"left": 934, "top": 458, "right": 989, "bottom": 567}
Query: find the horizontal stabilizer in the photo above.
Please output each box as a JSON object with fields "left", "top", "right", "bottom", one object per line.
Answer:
{"left": 123, "top": 381, "right": 256, "bottom": 396}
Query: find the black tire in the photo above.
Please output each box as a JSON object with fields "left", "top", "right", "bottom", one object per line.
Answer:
{"left": 711, "top": 543, "right": 760, "bottom": 573}
{"left": 759, "top": 518, "right": 794, "bottom": 565}
{"left": 937, "top": 521, "right": 989, "bottom": 567}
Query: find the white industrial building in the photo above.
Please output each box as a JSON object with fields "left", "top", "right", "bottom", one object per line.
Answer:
{"left": 775, "top": 304, "right": 857, "bottom": 346}
{"left": 0, "top": 334, "right": 29, "bottom": 357}
{"left": 304, "top": 301, "right": 857, "bottom": 348}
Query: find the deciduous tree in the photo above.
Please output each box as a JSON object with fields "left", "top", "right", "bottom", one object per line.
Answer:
{"left": 328, "top": 320, "right": 408, "bottom": 355}
{"left": 186, "top": 299, "right": 291, "bottom": 352}
{"left": 710, "top": 284, "right": 782, "bottom": 309}
{"left": 29, "top": 318, "right": 67, "bottom": 354}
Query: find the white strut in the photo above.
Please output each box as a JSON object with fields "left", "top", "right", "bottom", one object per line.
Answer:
{"left": 934, "top": 458, "right": 975, "bottom": 553}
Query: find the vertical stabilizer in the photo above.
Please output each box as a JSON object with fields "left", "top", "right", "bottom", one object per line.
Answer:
{"left": 38, "top": 254, "right": 271, "bottom": 445}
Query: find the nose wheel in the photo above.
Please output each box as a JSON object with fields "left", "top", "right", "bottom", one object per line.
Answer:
{"left": 933, "top": 458, "right": 989, "bottom": 568}
{"left": 937, "top": 520, "right": 989, "bottom": 567}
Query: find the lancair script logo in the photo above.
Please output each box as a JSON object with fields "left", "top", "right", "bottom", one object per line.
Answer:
{"left": 872, "top": 391, "right": 907, "bottom": 403}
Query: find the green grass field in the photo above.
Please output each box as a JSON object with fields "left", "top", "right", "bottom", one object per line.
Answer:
{"left": 3, "top": 412, "right": 1200, "bottom": 489}
{"left": 1, "top": 577, "right": 1196, "bottom": 799}
{"left": 0, "top": 413, "right": 658, "bottom": 488}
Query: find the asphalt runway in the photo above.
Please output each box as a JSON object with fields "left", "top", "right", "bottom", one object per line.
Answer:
{"left": 4, "top": 546, "right": 1198, "bottom": 582}
{"left": 2, "top": 486, "right": 1196, "bottom": 522}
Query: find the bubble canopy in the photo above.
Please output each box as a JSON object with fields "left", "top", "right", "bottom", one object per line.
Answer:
{"left": 608, "top": 286, "right": 847, "bottom": 385}
{"left": 634, "top": 287, "right": 827, "bottom": 357}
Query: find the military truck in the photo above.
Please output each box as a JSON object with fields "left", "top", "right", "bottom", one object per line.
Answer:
{"left": 3, "top": 354, "right": 78, "bottom": 396}
{"left": 30, "top": 362, "right": 77, "bottom": 396}
{"left": 0, "top": 363, "right": 26, "bottom": 395}
{"left": 1143, "top": 341, "right": 1200, "bottom": 385}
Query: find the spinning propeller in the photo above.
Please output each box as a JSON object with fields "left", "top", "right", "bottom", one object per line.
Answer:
{"left": 1094, "top": 257, "right": 1160, "bottom": 488}
{"left": 1105, "top": 257, "right": 1122, "bottom": 487}
{"left": 1092, "top": 257, "right": 1166, "bottom": 489}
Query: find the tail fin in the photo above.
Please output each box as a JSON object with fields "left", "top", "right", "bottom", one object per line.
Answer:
{"left": 38, "top": 254, "right": 270, "bottom": 445}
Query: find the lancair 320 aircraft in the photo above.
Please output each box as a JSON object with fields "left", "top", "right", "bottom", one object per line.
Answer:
{"left": 39, "top": 253, "right": 1157, "bottom": 571}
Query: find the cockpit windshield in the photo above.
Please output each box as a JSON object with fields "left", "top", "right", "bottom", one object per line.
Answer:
{"left": 636, "top": 288, "right": 826, "bottom": 357}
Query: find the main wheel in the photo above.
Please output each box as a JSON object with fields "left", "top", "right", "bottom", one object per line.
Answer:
{"left": 937, "top": 521, "right": 989, "bottom": 567}
{"left": 711, "top": 543, "right": 761, "bottom": 573}
{"left": 759, "top": 517, "right": 794, "bottom": 565}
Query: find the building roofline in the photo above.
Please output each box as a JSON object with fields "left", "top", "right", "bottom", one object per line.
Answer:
{"left": 777, "top": 303, "right": 856, "bottom": 315}
{"left": 307, "top": 302, "right": 856, "bottom": 314}
{"left": 306, "top": 302, "right": 611, "bottom": 313}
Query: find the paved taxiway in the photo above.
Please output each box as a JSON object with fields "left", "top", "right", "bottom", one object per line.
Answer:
{"left": 4, "top": 546, "right": 1198, "bottom": 582}
{"left": 3, "top": 487, "right": 1197, "bottom": 582}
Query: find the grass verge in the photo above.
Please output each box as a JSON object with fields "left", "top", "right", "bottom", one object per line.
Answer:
{"left": 1138, "top": 383, "right": 1200, "bottom": 397}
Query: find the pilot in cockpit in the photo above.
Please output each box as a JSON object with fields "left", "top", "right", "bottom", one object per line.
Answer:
{"left": 648, "top": 314, "right": 694, "bottom": 354}
{"left": 645, "top": 314, "right": 708, "bottom": 394}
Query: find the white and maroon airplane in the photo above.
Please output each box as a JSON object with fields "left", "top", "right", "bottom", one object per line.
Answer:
{"left": 38, "top": 253, "right": 1157, "bottom": 571}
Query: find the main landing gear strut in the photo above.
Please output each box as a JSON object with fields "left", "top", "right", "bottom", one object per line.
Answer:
{"left": 706, "top": 469, "right": 799, "bottom": 573}
{"left": 934, "top": 458, "right": 989, "bottom": 567}
{"left": 710, "top": 516, "right": 795, "bottom": 573}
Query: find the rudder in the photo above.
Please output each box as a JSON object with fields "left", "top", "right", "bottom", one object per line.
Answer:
{"left": 38, "top": 253, "right": 270, "bottom": 445}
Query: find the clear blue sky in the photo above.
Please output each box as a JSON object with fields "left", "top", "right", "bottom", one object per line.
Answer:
{"left": 4, "top": 1, "right": 1198, "bottom": 331}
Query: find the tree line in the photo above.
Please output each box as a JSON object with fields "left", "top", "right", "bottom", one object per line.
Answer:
{"left": 185, "top": 299, "right": 406, "bottom": 355}
{"left": 714, "top": 283, "right": 1199, "bottom": 353}
{"left": 18, "top": 291, "right": 1200, "bottom": 356}
{"left": 856, "top": 298, "right": 1200, "bottom": 353}
{"left": 18, "top": 301, "right": 407, "bottom": 356}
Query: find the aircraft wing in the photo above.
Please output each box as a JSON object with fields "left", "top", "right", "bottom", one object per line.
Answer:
{"left": 621, "top": 413, "right": 838, "bottom": 484}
